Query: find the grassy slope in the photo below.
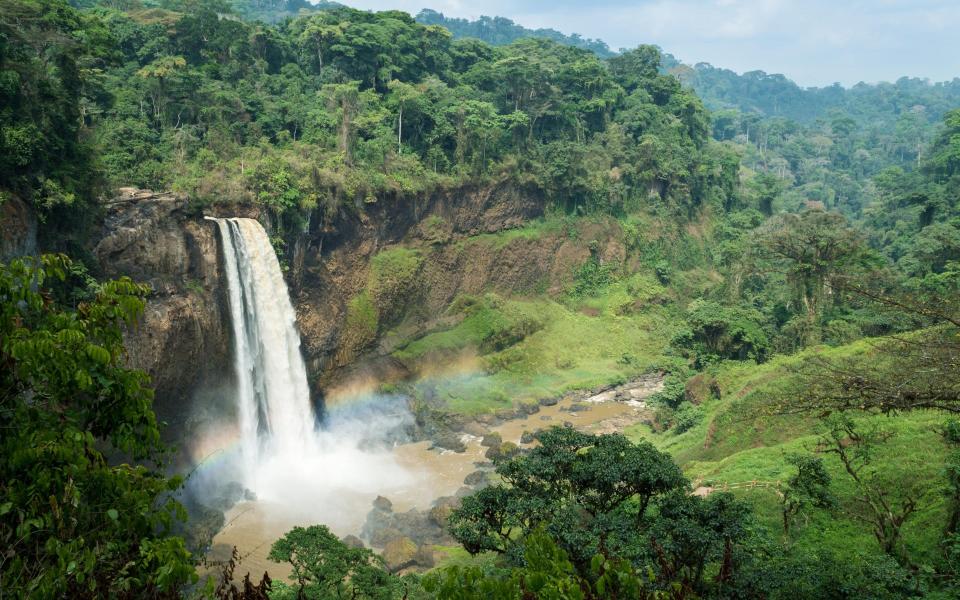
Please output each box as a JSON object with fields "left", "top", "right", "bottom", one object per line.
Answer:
{"left": 628, "top": 341, "right": 950, "bottom": 565}
{"left": 386, "top": 216, "right": 690, "bottom": 414}
{"left": 407, "top": 217, "right": 950, "bottom": 573}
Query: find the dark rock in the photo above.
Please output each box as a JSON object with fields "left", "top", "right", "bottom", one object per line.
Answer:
{"left": 369, "top": 527, "right": 403, "bottom": 548}
{"left": 428, "top": 496, "right": 460, "bottom": 529}
{"left": 518, "top": 402, "right": 540, "bottom": 415}
{"left": 0, "top": 193, "right": 36, "bottom": 261}
{"left": 91, "top": 189, "right": 236, "bottom": 453}
{"left": 480, "top": 432, "right": 502, "bottom": 447}
{"left": 431, "top": 431, "right": 466, "bottom": 453}
{"left": 539, "top": 396, "right": 559, "bottom": 406}
{"left": 373, "top": 495, "right": 393, "bottom": 512}
{"left": 464, "top": 470, "right": 491, "bottom": 487}
{"left": 463, "top": 422, "right": 488, "bottom": 437}
{"left": 520, "top": 430, "right": 535, "bottom": 444}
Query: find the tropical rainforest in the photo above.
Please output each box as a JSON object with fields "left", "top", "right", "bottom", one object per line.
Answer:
{"left": 1, "top": 0, "right": 959, "bottom": 598}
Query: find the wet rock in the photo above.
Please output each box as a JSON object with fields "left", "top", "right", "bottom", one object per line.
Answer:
{"left": 518, "top": 402, "right": 540, "bottom": 415}
{"left": 464, "top": 470, "right": 491, "bottom": 488}
{"left": 480, "top": 432, "right": 502, "bottom": 447}
{"left": 94, "top": 189, "right": 231, "bottom": 440}
{"left": 520, "top": 430, "right": 535, "bottom": 444}
{"left": 485, "top": 441, "right": 520, "bottom": 461}
{"left": 0, "top": 193, "right": 36, "bottom": 261}
{"left": 539, "top": 396, "right": 559, "bottom": 407}
{"left": 463, "top": 422, "right": 488, "bottom": 437}
{"left": 382, "top": 537, "right": 418, "bottom": 572}
{"left": 566, "top": 402, "right": 590, "bottom": 412}
{"left": 364, "top": 499, "right": 454, "bottom": 548}
{"left": 341, "top": 535, "right": 365, "bottom": 549}
{"left": 370, "top": 527, "right": 404, "bottom": 548}
{"left": 563, "top": 421, "right": 574, "bottom": 428}
{"left": 455, "top": 486, "right": 475, "bottom": 498}
{"left": 430, "top": 431, "right": 467, "bottom": 453}
{"left": 428, "top": 496, "right": 460, "bottom": 529}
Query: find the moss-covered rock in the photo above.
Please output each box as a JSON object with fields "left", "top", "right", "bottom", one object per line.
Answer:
{"left": 382, "top": 536, "right": 417, "bottom": 572}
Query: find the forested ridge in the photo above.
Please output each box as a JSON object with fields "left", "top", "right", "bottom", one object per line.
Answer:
{"left": 1, "top": 0, "right": 960, "bottom": 597}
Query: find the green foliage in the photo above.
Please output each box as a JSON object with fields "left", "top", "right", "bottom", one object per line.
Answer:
{"left": 444, "top": 427, "right": 770, "bottom": 594}
{"left": 671, "top": 403, "right": 703, "bottom": 434}
{"left": 673, "top": 299, "right": 769, "bottom": 365}
{"left": 368, "top": 247, "right": 422, "bottom": 310}
{"left": 268, "top": 525, "right": 406, "bottom": 599}
{"left": 0, "top": 255, "right": 195, "bottom": 597}
{"left": 424, "top": 529, "right": 662, "bottom": 599}
{"left": 342, "top": 291, "right": 378, "bottom": 350}
{"left": 0, "top": 0, "right": 104, "bottom": 240}
{"left": 779, "top": 453, "right": 834, "bottom": 536}
{"left": 9, "top": 0, "right": 731, "bottom": 232}
{"left": 569, "top": 256, "right": 619, "bottom": 299}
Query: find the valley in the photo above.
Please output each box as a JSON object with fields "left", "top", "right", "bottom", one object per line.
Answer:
{"left": 1, "top": 0, "right": 959, "bottom": 598}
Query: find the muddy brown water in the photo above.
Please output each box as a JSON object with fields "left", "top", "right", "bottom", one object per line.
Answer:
{"left": 209, "top": 383, "right": 658, "bottom": 582}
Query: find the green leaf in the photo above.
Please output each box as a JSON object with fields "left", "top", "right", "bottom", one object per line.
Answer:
{"left": 106, "top": 509, "right": 119, "bottom": 521}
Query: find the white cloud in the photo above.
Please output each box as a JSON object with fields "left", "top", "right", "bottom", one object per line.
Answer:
{"left": 333, "top": 0, "right": 960, "bottom": 86}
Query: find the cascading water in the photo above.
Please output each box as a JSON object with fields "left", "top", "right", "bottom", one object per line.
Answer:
{"left": 207, "top": 217, "right": 317, "bottom": 486}
{"left": 204, "top": 216, "right": 418, "bottom": 530}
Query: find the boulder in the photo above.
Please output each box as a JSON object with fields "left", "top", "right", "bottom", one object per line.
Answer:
{"left": 430, "top": 431, "right": 467, "bottom": 453}
{"left": 369, "top": 527, "right": 404, "bottom": 548}
{"left": 464, "top": 470, "right": 491, "bottom": 488}
{"left": 463, "top": 422, "right": 488, "bottom": 437}
{"left": 382, "top": 537, "right": 418, "bottom": 572}
{"left": 480, "top": 432, "right": 502, "bottom": 448}
{"left": 428, "top": 496, "right": 460, "bottom": 529}
{"left": 373, "top": 495, "right": 393, "bottom": 512}
{"left": 518, "top": 402, "right": 540, "bottom": 415}
{"left": 341, "top": 535, "right": 365, "bottom": 549}
{"left": 520, "top": 430, "right": 535, "bottom": 444}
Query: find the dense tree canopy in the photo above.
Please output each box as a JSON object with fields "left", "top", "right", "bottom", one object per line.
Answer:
{"left": 0, "top": 255, "right": 195, "bottom": 597}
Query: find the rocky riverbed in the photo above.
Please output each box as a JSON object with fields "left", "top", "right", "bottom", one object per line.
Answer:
{"left": 208, "top": 374, "right": 661, "bottom": 580}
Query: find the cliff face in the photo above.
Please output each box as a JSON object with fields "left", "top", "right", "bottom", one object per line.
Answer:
{"left": 92, "top": 180, "right": 602, "bottom": 424}
{"left": 0, "top": 195, "right": 37, "bottom": 261}
{"left": 291, "top": 180, "right": 549, "bottom": 380}
{"left": 94, "top": 189, "right": 232, "bottom": 433}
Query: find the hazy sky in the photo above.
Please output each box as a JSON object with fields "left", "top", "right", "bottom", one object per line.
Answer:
{"left": 335, "top": 0, "right": 960, "bottom": 88}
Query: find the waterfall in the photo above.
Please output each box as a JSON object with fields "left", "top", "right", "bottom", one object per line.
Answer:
{"left": 207, "top": 217, "right": 316, "bottom": 483}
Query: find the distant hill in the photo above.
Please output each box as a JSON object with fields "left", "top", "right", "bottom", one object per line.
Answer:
{"left": 414, "top": 8, "right": 614, "bottom": 58}
{"left": 676, "top": 63, "right": 960, "bottom": 125}
{"left": 228, "top": 0, "right": 342, "bottom": 23}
